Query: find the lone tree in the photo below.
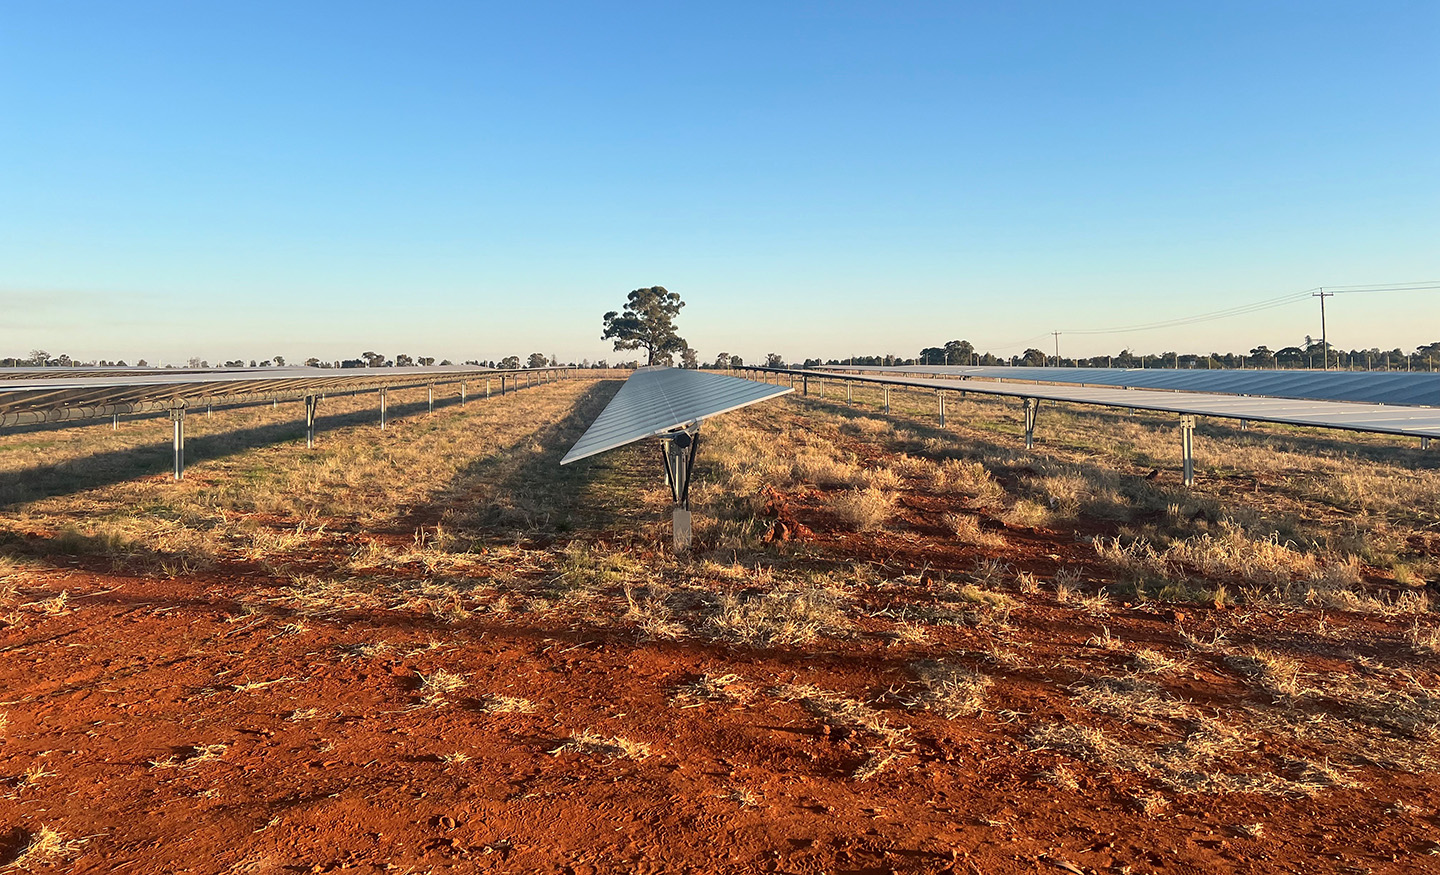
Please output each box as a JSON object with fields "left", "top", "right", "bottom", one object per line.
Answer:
{"left": 601, "top": 286, "right": 686, "bottom": 366}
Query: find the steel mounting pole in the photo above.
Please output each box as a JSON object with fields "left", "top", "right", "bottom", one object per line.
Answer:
{"left": 171, "top": 405, "right": 186, "bottom": 480}
{"left": 846, "top": 382, "right": 852, "bottom": 405}
{"left": 662, "top": 430, "right": 699, "bottom": 553}
{"left": 304, "top": 395, "right": 319, "bottom": 448}
{"left": 1180, "top": 415, "right": 1196, "bottom": 487}
{"left": 379, "top": 388, "right": 388, "bottom": 430}
{"left": 938, "top": 391, "right": 945, "bottom": 427}
{"left": 427, "top": 384, "right": 434, "bottom": 414}
{"left": 1023, "top": 397, "right": 1038, "bottom": 449}
{"left": 461, "top": 381, "right": 467, "bottom": 405}
{"left": 884, "top": 385, "right": 890, "bottom": 414}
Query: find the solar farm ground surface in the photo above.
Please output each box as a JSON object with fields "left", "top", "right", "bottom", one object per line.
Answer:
{"left": 1, "top": 376, "right": 1439, "bottom": 873}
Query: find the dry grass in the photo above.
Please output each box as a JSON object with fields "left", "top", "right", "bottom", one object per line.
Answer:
{"left": 549, "top": 730, "right": 651, "bottom": 760}
{"left": 774, "top": 683, "right": 910, "bottom": 748}
{"left": 1225, "top": 647, "right": 1304, "bottom": 699}
{"left": 704, "top": 585, "right": 849, "bottom": 646}
{"left": 417, "top": 669, "right": 467, "bottom": 705}
{"left": 828, "top": 487, "right": 896, "bottom": 532}
{"left": 1027, "top": 721, "right": 1322, "bottom": 797}
{"left": 942, "top": 512, "right": 1006, "bottom": 548}
{"left": 473, "top": 694, "right": 536, "bottom": 714}
{"left": 6, "top": 825, "right": 83, "bottom": 870}
{"left": 669, "top": 673, "right": 749, "bottom": 708}
{"left": 908, "top": 660, "right": 992, "bottom": 718}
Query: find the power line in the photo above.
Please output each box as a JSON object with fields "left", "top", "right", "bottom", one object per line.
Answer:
{"left": 974, "top": 280, "right": 1440, "bottom": 355}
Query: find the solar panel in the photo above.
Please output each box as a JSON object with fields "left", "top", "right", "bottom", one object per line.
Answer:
{"left": 816, "top": 365, "right": 1440, "bottom": 408}
{"left": 561, "top": 367, "right": 792, "bottom": 465}
{"left": 756, "top": 367, "right": 1440, "bottom": 439}
{"left": 0, "top": 365, "right": 568, "bottom": 427}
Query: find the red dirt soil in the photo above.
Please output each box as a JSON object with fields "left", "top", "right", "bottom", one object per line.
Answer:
{"left": 3, "top": 421, "right": 1439, "bottom": 873}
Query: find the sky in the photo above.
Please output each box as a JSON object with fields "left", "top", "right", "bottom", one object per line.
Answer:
{"left": 1, "top": 1, "right": 1436, "bottom": 366}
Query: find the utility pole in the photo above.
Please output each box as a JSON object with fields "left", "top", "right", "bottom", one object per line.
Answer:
{"left": 1051, "top": 331, "right": 1061, "bottom": 367}
{"left": 1314, "top": 288, "right": 1334, "bottom": 370}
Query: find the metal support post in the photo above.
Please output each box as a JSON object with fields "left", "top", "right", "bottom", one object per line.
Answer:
{"left": 884, "top": 386, "right": 890, "bottom": 414}
{"left": 304, "top": 395, "right": 319, "bottom": 448}
{"left": 1240, "top": 419, "right": 1249, "bottom": 431}
{"left": 171, "top": 406, "right": 186, "bottom": 480}
{"left": 846, "top": 383, "right": 852, "bottom": 405}
{"left": 1180, "top": 415, "right": 1196, "bottom": 487}
{"left": 379, "top": 388, "right": 388, "bottom": 430}
{"left": 938, "top": 391, "right": 945, "bottom": 426}
{"left": 462, "top": 381, "right": 467, "bottom": 405}
{"left": 1424, "top": 437, "right": 1432, "bottom": 451}
{"left": 486, "top": 379, "right": 491, "bottom": 399}
{"left": 802, "top": 375, "right": 808, "bottom": 396}
{"left": 1023, "top": 397, "right": 1038, "bottom": 449}
{"left": 112, "top": 413, "right": 119, "bottom": 431}
{"left": 206, "top": 404, "right": 212, "bottom": 418}
{"left": 427, "top": 384, "right": 433, "bottom": 413}
{"left": 662, "top": 430, "right": 699, "bottom": 553}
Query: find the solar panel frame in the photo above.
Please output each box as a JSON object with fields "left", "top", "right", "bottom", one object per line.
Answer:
{"left": 560, "top": 367, "right": 793, "bottom": 465}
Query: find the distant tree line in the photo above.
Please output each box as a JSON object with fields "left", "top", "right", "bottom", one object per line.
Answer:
{"left": 721, "top": 338, "right": 1440, "bottom": 372}
{"left": 3, "top": 349, "right": 620, "bottom": 370}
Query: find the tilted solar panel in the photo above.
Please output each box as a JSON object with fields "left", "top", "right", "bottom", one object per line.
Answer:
{"left": 561, "top": 367, "right": 792, "bottom": 465}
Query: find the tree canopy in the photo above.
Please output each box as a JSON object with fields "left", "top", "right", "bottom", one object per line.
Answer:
{"left": 601, "top": 287, "right": 686, "bottom": 366}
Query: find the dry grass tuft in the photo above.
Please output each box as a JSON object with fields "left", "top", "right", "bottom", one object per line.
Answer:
{"left": 1131, "top": 648, "right": 1187, "bottom": 675}
{"left": 473, "top": 694, "right": 536, "bottom": 714}
{"left": 829, "top": 488, "right": 896, "bottom": 532}
{"left": 775, "top": 683, "right": 909, "bottom": 747}
{"left": 909, "top": 660, "right": 992, "bottom": 718}
{"left": 149, "top": 743, "right": 228, "bottom": 770}
{"left": 6, "top": 825, "right": 83, "bottom": 870}
{"left": 670, "top": 673, "right": 749, "bottom": 708}
{"left": 851, "top": 751, "right": 903, "bottom": 781}
{"left": 1225, "top": 647, "right": 1304, "bottom": 699}
{"left": 550, "top": 730, "right": 651, "bottom": 760}
{"left": 942, "top": 513, "right": 1006, "bottom": 548}
{"left": 1069, "top": 675, "right": 1192, "bottom": 723}
{"left": 705, "top": 586, "right": 849, "bottom": 646}
{"left": 417, "top": 669, "right": 467, "bottom": 705}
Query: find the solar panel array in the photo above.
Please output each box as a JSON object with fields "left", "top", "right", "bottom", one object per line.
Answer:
{"left": 561, "top": 367, "right": 792, "bottom": 465}
{"left": 755, "top": 367, "right": 1440, "bottom": 439}
{"left": 0, "top": 365, "right": 569, "bottom": 427}
{"left": 817, "top": 365, "right": 1440, "bottom": 408}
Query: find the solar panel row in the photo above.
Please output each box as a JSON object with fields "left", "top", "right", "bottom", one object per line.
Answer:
{"left": 0, "top": 365, "right": 569, "bottom": 427}
{"left": 817, "top": 364, "right": 1440, "bottom": 408}
{"left": 760, "top": 367, "right": 1440, "bottom": 439}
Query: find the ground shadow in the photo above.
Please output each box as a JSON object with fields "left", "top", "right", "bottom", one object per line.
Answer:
{"left": 397, "top": 380, "right": 629, "bottom": 539}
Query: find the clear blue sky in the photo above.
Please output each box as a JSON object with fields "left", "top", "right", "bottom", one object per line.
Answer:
{"left": 2, "top": 1, "right": 1436, "bottom": 365}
